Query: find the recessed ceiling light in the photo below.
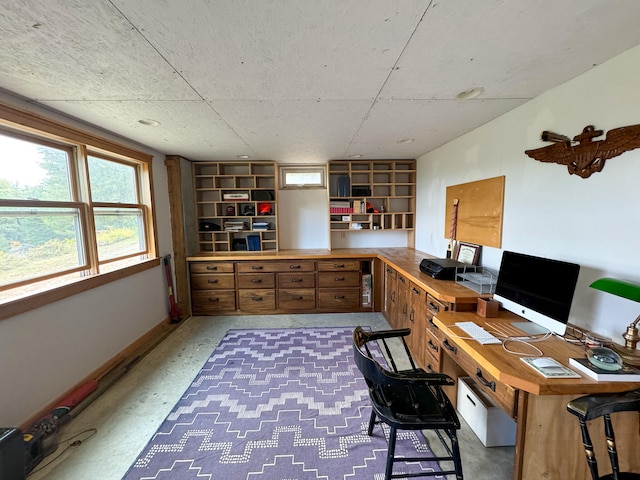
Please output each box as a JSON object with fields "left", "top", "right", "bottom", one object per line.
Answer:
{"left": 138, "top": 118, "right": 160, "bottom": 126}
{"left": 397, "top": 138, "right": 415, "bottom": 144}
{"left": 456, "top": 88, "right": 484, "bottom": 99}
{"left": 349, "top": 154, "right": 363, "bottom": 158}
{"left": 236, "top": 155, "right": 251, "bottom": 159}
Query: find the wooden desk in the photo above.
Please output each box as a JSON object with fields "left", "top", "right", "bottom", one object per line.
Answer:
{"left": 434, "top": 310, "right": 640, "bottom": 480}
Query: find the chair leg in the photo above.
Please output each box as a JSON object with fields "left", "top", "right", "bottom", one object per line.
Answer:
{"left": 367, "top": 410, "right": 376, "bottom": 436}
{"left": 385, "top": 426, "right": 397, "bottom": 480}
{"left": 578, "top": 418, "right": 600, "bottom": 480}
{"left": 603, "top": 414, "right": 621, "bottom": 480}
{"left": 447, "top": 429, "right": 464, "bottom": 480}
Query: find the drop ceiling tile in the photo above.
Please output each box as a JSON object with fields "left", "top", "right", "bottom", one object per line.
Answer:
{"left": 211, "top": 98, "right": 373, "bottom": 163}
{"left": 38, "top": 99, "right": 250, "bottom": 159}
{"left": 0, "top": 0, "right": 197, "bottom": 101}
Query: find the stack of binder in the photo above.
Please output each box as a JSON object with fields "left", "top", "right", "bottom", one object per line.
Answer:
{"left": 247, "top": 235, "right": 261, "bottom": 251}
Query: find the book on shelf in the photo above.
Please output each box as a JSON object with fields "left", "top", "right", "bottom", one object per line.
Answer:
{"left": 247, "top": 235, "right": 261, "bottom": 251}
{"left": 568, "top": 357, "right": 640, "bottom": 381}
{"left": 520, "top": 357, "right": 581, "bottom": 378}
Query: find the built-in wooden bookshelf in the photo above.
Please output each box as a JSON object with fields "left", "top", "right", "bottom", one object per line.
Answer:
{"left": 193, "top": 161, "right": 277, "bottom": 252}
{"left": 328, "top": 159, "right": 416, "bottom": 233}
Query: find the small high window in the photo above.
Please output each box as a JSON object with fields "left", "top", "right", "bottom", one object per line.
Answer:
{"left": 279, "top": 165, "right": 326, "bottom": 189}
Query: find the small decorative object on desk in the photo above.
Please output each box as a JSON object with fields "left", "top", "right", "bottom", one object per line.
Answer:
{"left": 456, "top": 242, "right": 481, "bottom": 265}
{"left": 569, "top": 357, "right": 640, "bottom": 381}
{"left": 521, "top": 357, "right": 581, "bottom": 378}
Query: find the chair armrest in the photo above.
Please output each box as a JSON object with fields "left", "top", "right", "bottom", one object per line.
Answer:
{"left": 386, "top": 369, "right": 455, "bottom": 387}
{"left": 363, "top": 328, "right": 411, "bottom": 342}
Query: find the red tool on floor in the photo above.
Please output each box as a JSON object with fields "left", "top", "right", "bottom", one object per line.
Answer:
{"left": 164, "top": 255, "right": 181, "bottom": 324}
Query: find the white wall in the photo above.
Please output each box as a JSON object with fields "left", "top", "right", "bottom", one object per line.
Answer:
{"left": 415, "top": 44, "right": 640, "bottom": 343}
{"left": 0, "top": 94, "right": 173, "bottom": 427}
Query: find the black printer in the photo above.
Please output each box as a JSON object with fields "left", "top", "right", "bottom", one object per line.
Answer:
{"left": 419, "top": 258, "right": 466, "bottom": 280}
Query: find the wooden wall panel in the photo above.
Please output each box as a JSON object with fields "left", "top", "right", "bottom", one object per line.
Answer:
{"left": 445, "top": 176, "right": 505, "bottom": 248}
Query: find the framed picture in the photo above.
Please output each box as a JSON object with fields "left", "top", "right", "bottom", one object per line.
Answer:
{"left": 456, "top": 242, "right": 480, "bottom": 265}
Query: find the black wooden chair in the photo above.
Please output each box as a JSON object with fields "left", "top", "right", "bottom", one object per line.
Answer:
{"left": 352, "top": 326, "right": 463, "bottom": 479}
{"left": 566, "top": 388, "right": 640, "bottom": 480}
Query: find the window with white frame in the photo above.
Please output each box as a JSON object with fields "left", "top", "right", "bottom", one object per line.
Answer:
{"left": 279, "top": 165, "right": 326, "bottom": 189}
{"left": 0, "top": 112, "right": 156, "bottom": 307}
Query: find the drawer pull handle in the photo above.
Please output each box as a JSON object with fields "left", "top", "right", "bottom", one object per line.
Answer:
{"left": 206, "top": 266, "right": 218, "bottom": 271}
{"left": 475, "top": 368, "right": 496, "bottom": 392}
{"left": 466, "top": 395, "right": 477, "bottom": 407}
{"left": 251, "top": 265, "right": 263, "bottom": 270}
{"left": 207, "top": 279, "right": 219, "bottom": 284}
{"left": 412, "top": 287, "right": 420, "bottom": 295}
{"left": 289, "top": 264, "right": 301, "bottom": 269}
{"left": 391, "top": 291, "right": 396, "bottom": 301}
{"left": 399, "top": 277, "right": 406, "bottom": 283}
{"left": 427, "top": 340, "right": 439, "bottom": 352}
{"left": 334, "top": 295, "right": 345, "bottom": 299}
{"left": 409, "top": 310, "right": 415, "bottom": 322}
{"left": 402, "top": 304, "right": 407, "bottom": 315}
{"left": 428, "top": 301, "right": 440, "bottom": 312}
{"left": 291, "top": 278, "right": 302, "bottom": 282}
{"left": 443, "top": 339, "right": 457, "bottom": 354}
{"left": 207, "top": 297, "right": 219, "bottom": 302}
{"left": 334, "top": 277, "right": 345, "bottom": 281}
{"left": 292, "top": 295, "right": 303, "bottom": 300}
{"left": 251, "top": 296, "right": 263, "bottom": 301}
{"left": 428, "top": 318, "right": 439, "bottom": 330}
{"left": 251, "top": 278, "right": 262, "bottom": 283}
{"left": 334, "top": 263, "right": 345, "bottom": 268}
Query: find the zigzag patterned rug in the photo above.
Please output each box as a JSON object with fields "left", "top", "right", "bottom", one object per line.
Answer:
{"left": 122, "top": 327, "right": 441, "bottom": 479}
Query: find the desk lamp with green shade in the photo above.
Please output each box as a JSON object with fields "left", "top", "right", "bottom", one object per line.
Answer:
{"left": 590, "top": 277, "right": 640, "bottom": 366}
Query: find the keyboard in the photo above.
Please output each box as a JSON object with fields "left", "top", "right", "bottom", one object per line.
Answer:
{"left": 455, "top": 321, "right": 502, "bottom": 345}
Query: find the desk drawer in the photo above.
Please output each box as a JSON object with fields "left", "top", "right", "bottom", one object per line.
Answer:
{"left": 441, "top": 336, "right": 517, "bottom": 417}
{"left": 278, "top": 272, "right": 315, "bottom": 288}
{"left": 237, "top": 273, "right": 275, "bottom": 289}
{"left": 191, "top": 274, "right": 235, "bottom": 290}
{"left": 317, "top": 260, "right": 360, "bottom": 271}
{"left": 317, "top": 289, "right": 361, "bottom": 309}
{"left": 238, "top": 289, "right": 276, "bottom": 312}
{"left": 191, "top": 290, "right": 236, "bottom": 313}
{"left": 278, "top": 288, "right": 316, "bottom": 310}
{"left": 318, "top": 271, "right": 360, "bottom": 288}
{"left": 237, "top": 261, "right": 315, "bottom": 273}
{"left": 190, "top": 262, "right": 234, "bottom": 274}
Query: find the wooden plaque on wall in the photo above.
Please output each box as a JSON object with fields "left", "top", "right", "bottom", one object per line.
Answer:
{"left": 445, "top": 176, "right": 505, "bottom": 248}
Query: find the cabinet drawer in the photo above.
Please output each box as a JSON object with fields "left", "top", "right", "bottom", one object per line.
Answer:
{"left": 238, "top": 289, "right": 276, "bottom": 312}
{"left": 317, "top": 289, "right": 361, "bottom": 309}
{"left": 318, "top": 271, "right": 360, "bottom": 288}
{"left": 191, "top": 290, "right": 236, "bottom": 313}
{"left": 237, "top": 273, "right": 275, "bottom": 289}
{"left": 317, "top": 260, "right": 360, "bottom": 271}
{"left": 190, "top": 262, "right": 234, "bottom": 274}
{"left": 190, "top": 273, "right": 235, "bottom": 290}
{"left": 440, "top": 335, "right": 517, "bottom": 417}
{"left": 426, "top": 294, "right": 450, "bottom": 315}
{"left": 236, "top": 261, "right": 315, "bottom": 273}
{"left": 278, "top": 272, "right": 315, "bottom": 288}
{"left": 278, "top": 288, "right": 316, "bottom": 310}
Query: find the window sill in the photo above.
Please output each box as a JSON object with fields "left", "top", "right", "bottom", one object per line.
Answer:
{"left": 0, "top": 257, "right": 161, "bottom": 321}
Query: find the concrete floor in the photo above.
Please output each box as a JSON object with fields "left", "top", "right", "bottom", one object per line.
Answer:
{"left": 27, "top": 313, "right": 514, "bottom": 479}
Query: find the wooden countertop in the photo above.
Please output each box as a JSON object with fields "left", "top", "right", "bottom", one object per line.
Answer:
{"left": 187, "top": 247, "right": 483, "bottom": 305}
{"left": 434, "top": 310, "right": 640, "bottom": 396}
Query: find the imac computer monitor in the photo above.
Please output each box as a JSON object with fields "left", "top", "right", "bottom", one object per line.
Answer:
{"left": 493, "top": 251, "right": 580, "bottom": 336}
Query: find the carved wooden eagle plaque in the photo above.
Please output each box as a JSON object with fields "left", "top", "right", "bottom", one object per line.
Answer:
{"left": 524, "top": 124, "right": 640, "bottom": 178}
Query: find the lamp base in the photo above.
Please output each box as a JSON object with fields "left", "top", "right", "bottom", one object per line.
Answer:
{"left": 611, "top": 343, "right": 640, "bottom": 367}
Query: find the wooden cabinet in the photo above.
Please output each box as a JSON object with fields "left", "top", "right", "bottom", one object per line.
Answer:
{"left": 395, "top": 272, "right": 410, "bottom": 330}
{"left": 276, "top": 261, "right": 316, "bottom": 311}
{"left": 383, "top": 265, "right": 397, "bottom": 326}
{"left": 190, "top": 262, "right": 236, "bottom": 314}
{"left": 328, "top": 159, "right": 416, "bottom": 241}
{"left": 193, "top": 161, "right": 277, "bottom": 252}
{"left": 317, "top": 260, "right": 362, "bottom": 311}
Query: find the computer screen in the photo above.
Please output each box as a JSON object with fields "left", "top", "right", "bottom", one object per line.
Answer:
{"left": 493, "top": 251, "right": 580, "bottom": 336}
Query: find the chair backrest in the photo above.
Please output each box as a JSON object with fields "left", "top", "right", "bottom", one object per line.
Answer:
{"left": 567, "top": 388, "right": 640, "bottom": 480}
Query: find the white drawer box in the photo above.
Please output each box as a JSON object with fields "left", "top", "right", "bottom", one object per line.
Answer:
{"left": 456, "top": 377, "right": 516, "bottom": 447}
